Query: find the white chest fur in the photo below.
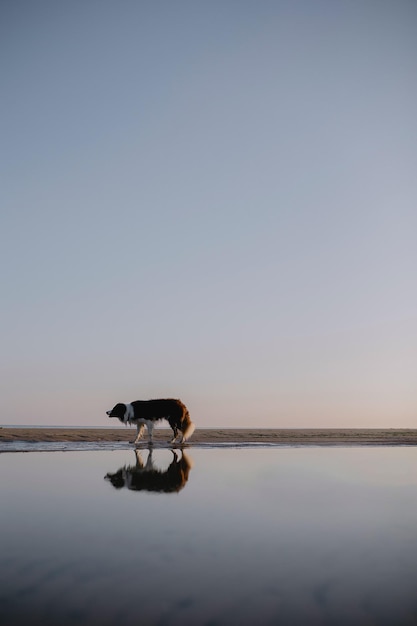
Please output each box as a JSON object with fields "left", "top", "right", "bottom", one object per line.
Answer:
{"left": 124, "top": 403, "right": 135, "bottom": 423}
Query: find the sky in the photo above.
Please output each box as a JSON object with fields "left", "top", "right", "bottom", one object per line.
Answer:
{"left": 1, "top": 0, "right": 416, "bottom": 428}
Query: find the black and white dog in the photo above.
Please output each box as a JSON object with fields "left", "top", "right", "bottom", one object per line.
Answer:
{"left": 106, "top": 398, "right": 195, "bottom": 445}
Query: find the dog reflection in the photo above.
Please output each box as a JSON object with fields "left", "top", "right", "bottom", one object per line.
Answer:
{"left": 105, "top": 449, "right": 193, "bottom": 494}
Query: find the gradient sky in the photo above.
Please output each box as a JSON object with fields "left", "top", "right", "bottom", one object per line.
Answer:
{"left": 2, "top": 1, "right": 416, "bottom": 427}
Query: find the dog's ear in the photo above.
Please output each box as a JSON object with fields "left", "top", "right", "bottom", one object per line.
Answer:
{"left": 107, "top": 403, "right": 127, "bottom": 418}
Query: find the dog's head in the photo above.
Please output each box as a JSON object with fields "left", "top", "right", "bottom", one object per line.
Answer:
{"left": 106, "top": 403, "right": 126, "bottom": 422}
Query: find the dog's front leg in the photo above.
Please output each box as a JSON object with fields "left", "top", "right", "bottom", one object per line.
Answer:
{"left": 145, "top": 420, "right": 154, "bottom": 445}
{"left": 132, "top": 424, "right": 145, "bottom": 444}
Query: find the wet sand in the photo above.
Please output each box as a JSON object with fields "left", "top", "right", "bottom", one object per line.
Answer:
{"left": 1, "top": 427, "right": 417, "bottom": 445}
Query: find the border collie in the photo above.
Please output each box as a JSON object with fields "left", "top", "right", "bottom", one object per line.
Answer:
{"left": 106, "top": 398, "right": 195, "bottom": 445}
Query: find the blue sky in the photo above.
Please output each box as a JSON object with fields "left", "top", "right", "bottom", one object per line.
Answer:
{"left": 2, "top": 0, "right": 416, "bottom": 427}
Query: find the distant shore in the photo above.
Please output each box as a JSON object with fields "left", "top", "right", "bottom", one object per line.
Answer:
{"left": 1, "top": 427, "right": 417, "bottom": 446}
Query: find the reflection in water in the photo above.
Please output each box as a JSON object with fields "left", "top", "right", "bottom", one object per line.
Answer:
{"left": 105, "top": 448, "right": 193, "bottom": 494}
{"left": 2, "top": 448, "right": 417, "bottom": 625}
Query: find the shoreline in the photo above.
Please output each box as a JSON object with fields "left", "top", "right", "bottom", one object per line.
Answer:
{"left": 1, "top": 427, "right": 417, "bottom": 446}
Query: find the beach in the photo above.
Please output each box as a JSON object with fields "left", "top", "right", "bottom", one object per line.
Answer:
{"left": 1, "top": 427, "right": 417, "bottom": 446}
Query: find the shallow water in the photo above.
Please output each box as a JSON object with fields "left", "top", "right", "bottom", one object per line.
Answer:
{"left": 1, "top": 447, "right": 417, "bottom": 625}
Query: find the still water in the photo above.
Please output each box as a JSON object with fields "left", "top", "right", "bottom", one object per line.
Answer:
{"left": 1, "top": 446, "right": 417, "bottom": 626}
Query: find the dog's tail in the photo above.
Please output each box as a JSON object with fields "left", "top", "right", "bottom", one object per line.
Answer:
{"left": 181, "top": 410, "right": 195, "bottom": 442}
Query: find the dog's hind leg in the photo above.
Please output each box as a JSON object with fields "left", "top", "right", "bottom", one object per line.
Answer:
{"left": 169, "top": 426, "right": 179, "bottom": 444}
{"left": 167, "top": 417, "right": 180, "bottom": 444}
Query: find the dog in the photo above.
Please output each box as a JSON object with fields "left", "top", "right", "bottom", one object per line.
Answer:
{"left": 105, "top": 448, "right": 193, "bottom": 494}
{"left": 106, "top": 398, "right": 195, "bottom": 445}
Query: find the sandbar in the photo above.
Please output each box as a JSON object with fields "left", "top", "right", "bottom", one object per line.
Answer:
{"left": 1, "top": 427, "right": 417, "bottom": 446}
